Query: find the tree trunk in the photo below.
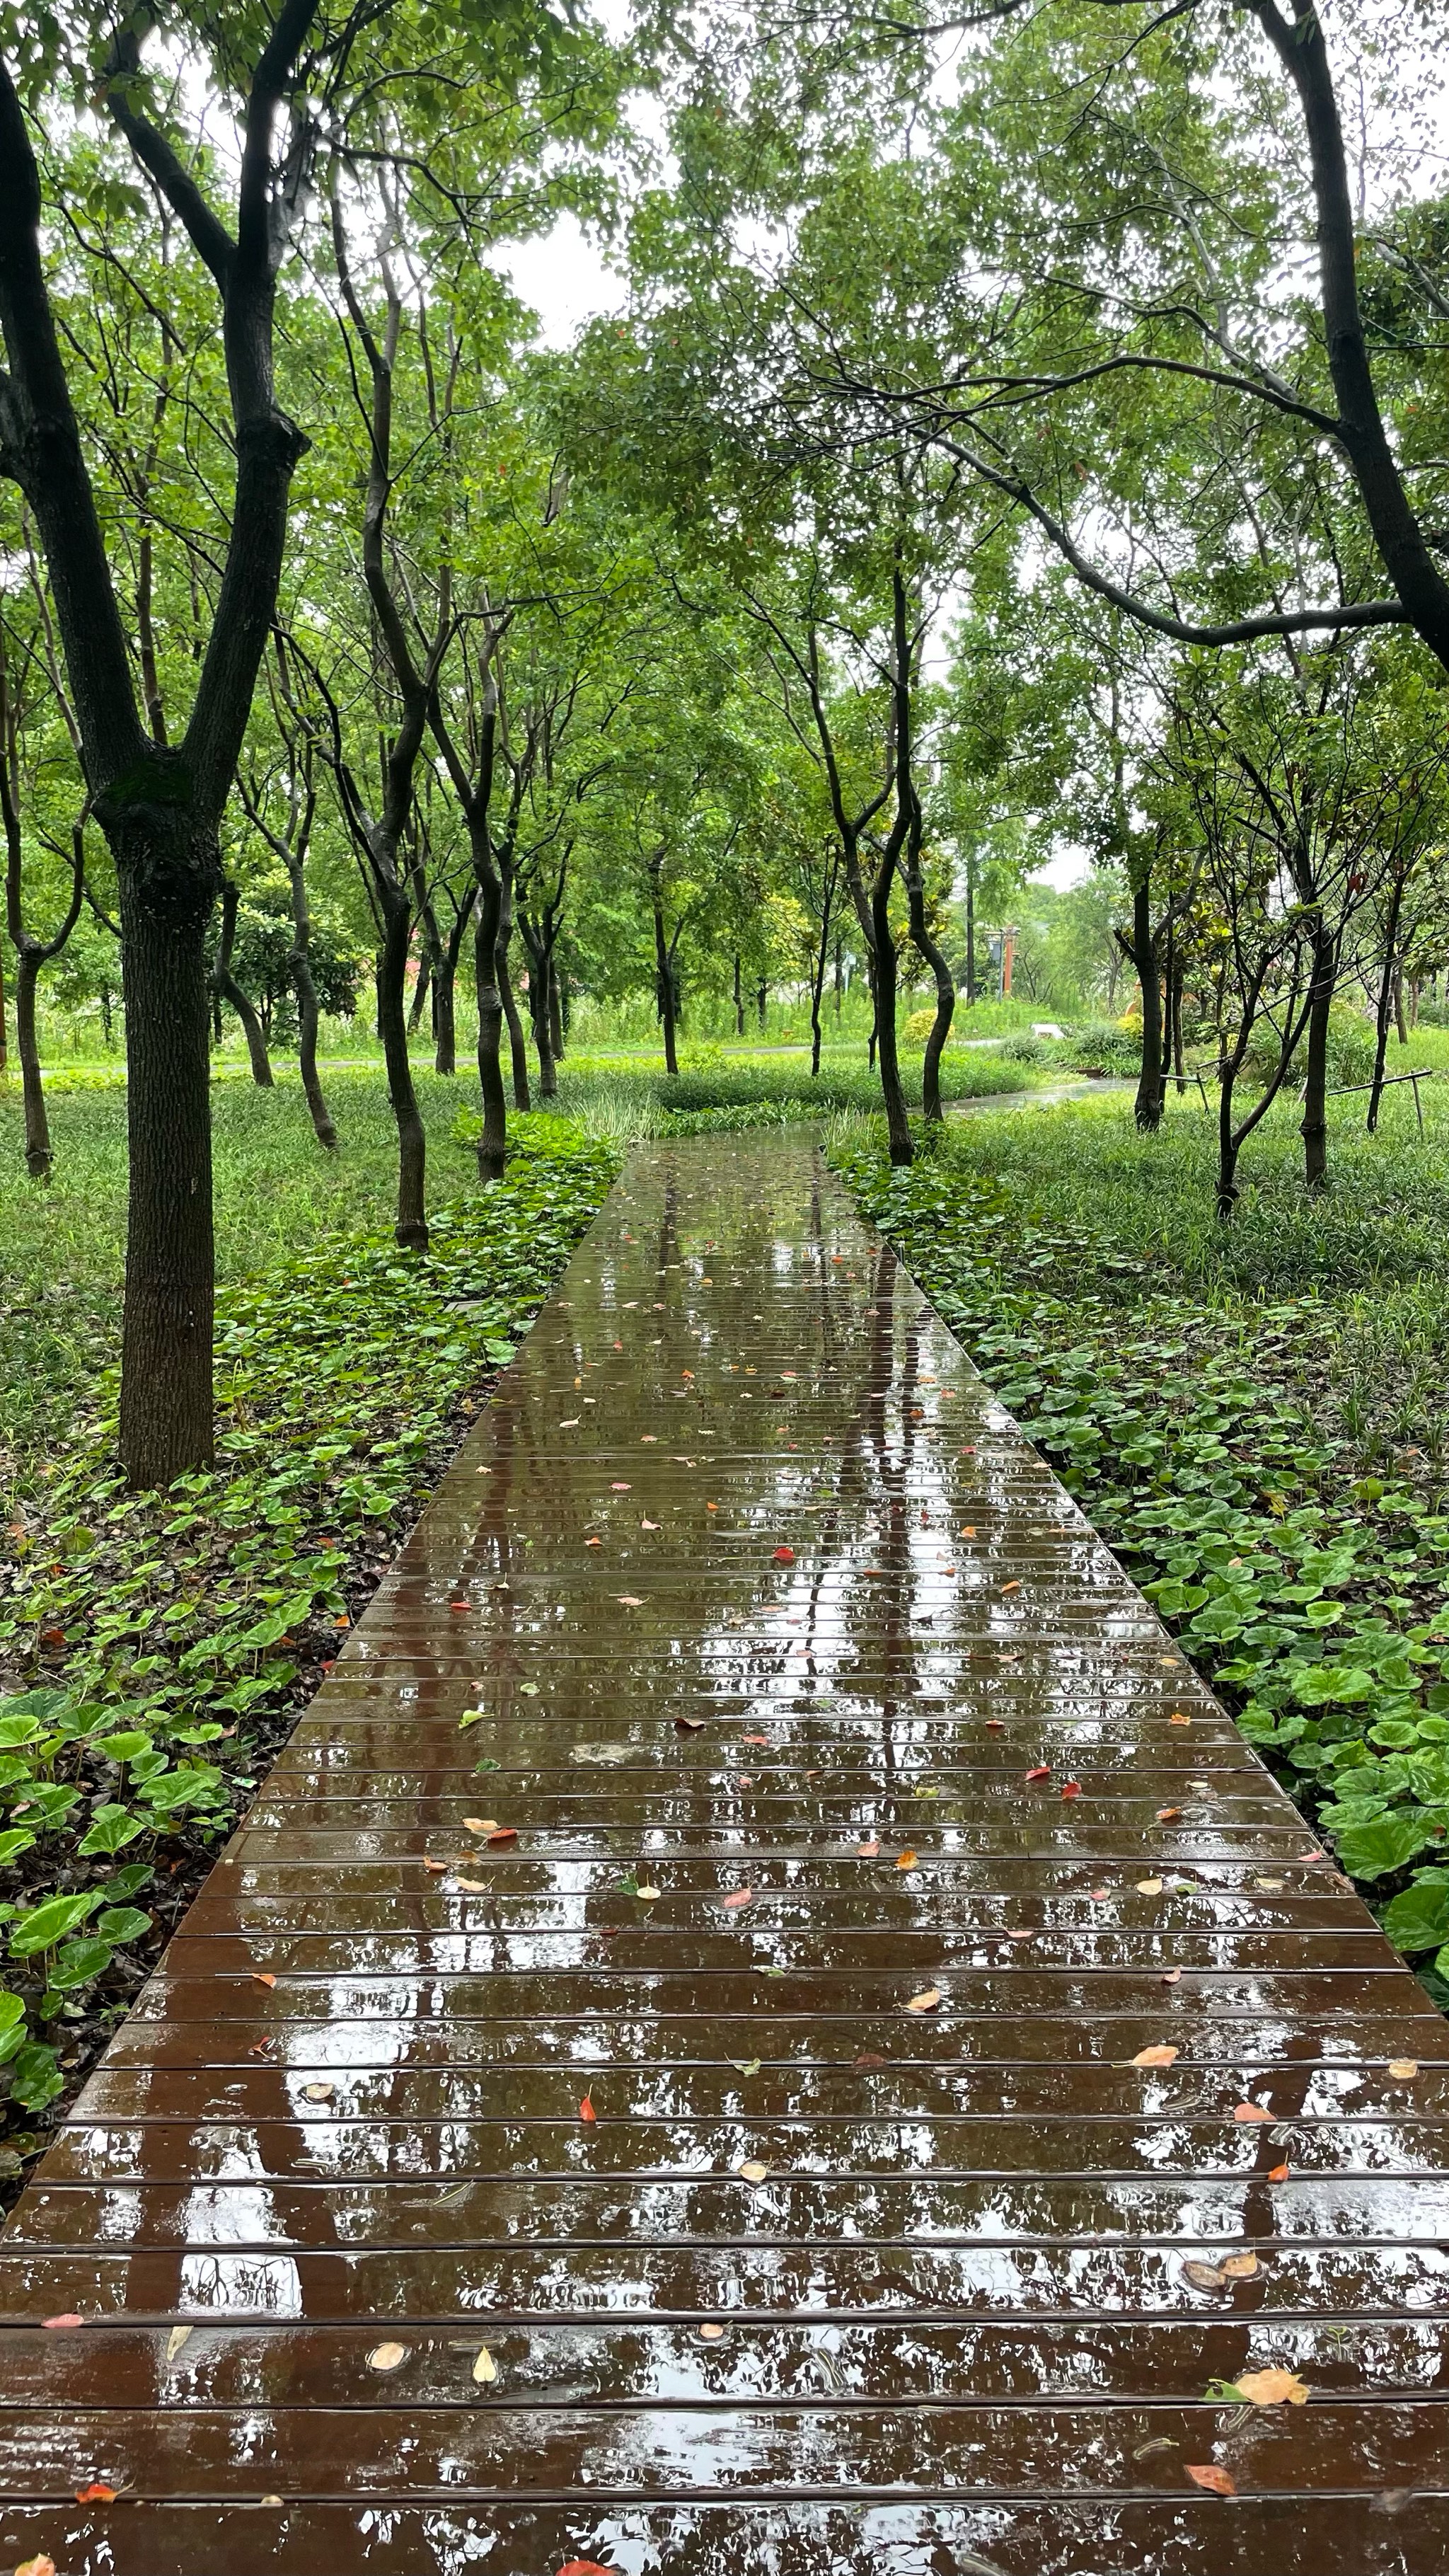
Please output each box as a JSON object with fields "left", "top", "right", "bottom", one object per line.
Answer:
{"left": 904, "top": 846, "right": 954, "bottom": 1123}
{"left": 551, "top": 963, "right": 566, "bottom": 1064}
{"left": 964, "top": 860, "right": 976, "bottom": 1005}
{"left": 500, "top": 936, "right": 531, "bottom": 1109}
{"left": 375, "top": 905, "right": 427, "bottom": 1248}
{"left": 211, "top": 878, "right": 274, "bottom": 1086}
{"left": 434, "top": 889, "right": 472, "bottom": 1078}
{"left": 116, "top": 844, "right": 219, "bottom": 1489}
{"left": 653, "top": 888, "right": 679, "bottom": 1078}
{"left": 1128, "top": 882, "right": 1164, "bottom": 1132}
{"left": 756, "top": 975, "right": 767, "bottom": 1031}
{"left": 733, "top": 950, "right": 744, "bottom": 1037}
{"left": 287, "top": 857, "right": 336, "bottom": 1151}
{"left": 870, "top": 868, "right": 912, "bottom": 1166}
{"left": 1170, "top": 966, "right": 1187, "bottom": 1093}
{"left": 1394, "top": 965, "right": 1409, "bottom": 1045}
{"left": 407, "top": 941, "right": 432, "bottom": 1035}
{"left": 833, "top": 937, "right": 843, "bottom": 1017}
{"left": 1300, "top": 921, "right": 1336, "bottom": 1190}
{"left": 1368, "top": 879, "right": 1403, "bottom": 1134}
{"left": 13, "top": 950, "right": 51, "bottom": 1178}
{"left": 473, "top": 867, "right": 507, "bottom": 1179}
{"left": 1217, "top": 1058, "right": 1242, "bottom": 1224}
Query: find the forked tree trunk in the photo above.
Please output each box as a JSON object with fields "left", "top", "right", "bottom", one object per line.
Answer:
{"left": 497, "top": 885, "right": 531, "bottom": 1110}
{"left": 904, "top": 836, "right": 954, "bottom": 1124}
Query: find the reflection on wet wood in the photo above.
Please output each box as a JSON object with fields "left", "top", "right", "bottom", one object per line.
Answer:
{"left": 1, "top": 1134, "right": 1446, "bottom": 2574}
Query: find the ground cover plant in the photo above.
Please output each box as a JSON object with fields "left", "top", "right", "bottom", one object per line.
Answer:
{"left": 0, "top": 1111, "right": 616, "bottom": 2192}
{"left": 838, "top": 1089, "right": 1449, "bottom": 2008}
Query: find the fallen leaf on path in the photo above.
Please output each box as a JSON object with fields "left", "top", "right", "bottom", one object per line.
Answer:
{"left": 617, "top": 1595, "right": 645, "bottom": 1608}
{"left": 558, "top": 2562, "right": 615, "bottom": 2575}
{"left": 250, "top": 1971, "right": 277, "bottom": 1989}
{"left": 676, "top": 1716, "right": 705, "bottom": 1732}
{"left": 699, "top": 2321, "right": 726, "bottom": 2342}
{"left": 1236, "top": 2368, "right": 1308, "bottom": 2407}
{"left": 42, "top": 2313, "right": 83, "bottom": 2330}
{"left": 855, "top": 2051, "right": 886, "bottom": 2068}
{"left": 472, "top": 2345, "right": 497, "bottom": 2384}
{"left": 1136, "top": 1878, "right": 1164, "bottom": 1894}
{"left": 1061, "top": 1781, "right": 1083, "bottom": 1800}
{"left": 485, "top": 1827, "right": 518, "bottom": 1846}
{"left": 1157, "top": 1807, "right": 1183, "bottom": 1822}
{"left": 1267, "top": 2161, "right": 1291, "bottom": 2181}
{"left": 610, "top": 1481, "right": 632, "bottom": 1492}
{"left": 16, "top": 2555, "right": 57, "bottom": 2576}
{"left": 856, "top": 1839, "right": 880, "bottom": 1858}
{"left": 1160, "top": 1969, "right": 1182, "bottom": 1984}
{"left": 1222, "top": 2253, "right": 1261, "bottom": 2279}
{"left": 732, "top": 2058, "right": 762, "bottom": 2076}
{"left": 166, "top": 2324, "right": 194, "bottom": 2362}
{"left": 302, "top": 2082, "right": 335, "bottom": 2103}
{"left": 896, "top": 1850, "right": 918, "bottom": 1870}
{"left": 1388, "top": 2059, "right": 1419, "bottom": 2079}
{"left": 1169, "top": 1713, "right": 1192, "bottom": 1726}
{"left": 453, "top": 1877, "right": 487, "bottom": 1893}
{"left": 906, "top": 1986, "right": 941, "bottom": 2013}
{"left": 986, "top": 1718, "right": 1005, "bottom": 1731}
{"left": 367, "top": 2343, "right": 408, "bottom": 2372}
{"left": 74, "top": 2485, "right": 117, "bottom": 2505}
{"left": 735, "top": 2158, "right": 770, "bottom": 2182}
{"left": 1232, "top": 2102, "right": 1274, "bottom": 2124}
{"left": 1185, "top": 2463, "right": 1235, "bottom": 2495}
{"left": 579, "top": 2096, "right": 596, "bottom": 2122}
{"left": 637, "top": 1885, "right": 661, "bottom": 1901}
{"left": 773, "top": 1546, "right": 795, "bottom": 1564}
{"left": 1131, "top": 2045, "right": 1179, "bottom": 2069}
{"left": 462, "top": 1818, "right": 497, "bottom": 1834}
{"left": 722, "top": 1889, "right": 754, "bottom": 1910}
{"left": 1024, "top": 1764, "right": 1051, "bottom": 1783}
{"left": 424, "top": 1858, "right": 448, "bottom": 1873}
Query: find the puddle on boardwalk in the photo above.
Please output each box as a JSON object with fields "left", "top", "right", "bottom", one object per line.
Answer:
{"left": 1, "top": 1134, "right": 1445, "bottom": 2573}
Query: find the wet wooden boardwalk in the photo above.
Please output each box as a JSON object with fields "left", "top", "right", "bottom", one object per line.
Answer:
{"left": 2, "top": 1132, "right": 1447, "bottom": 2573}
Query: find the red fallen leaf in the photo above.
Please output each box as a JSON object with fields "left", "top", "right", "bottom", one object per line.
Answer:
{"left": 1060, "top": 1781, "right": 1083, "bottom": 1800}
{"left": 579, "top": 2096, "right": 596, "bottom": 2122}
{"left": 675, "top": 1715, "right": 705, "bottom": 1732}
{"left": 1157, "top": 1806, "right": 1183, "bottom": 1822}
{"left": 40, "top": 1627, "right": 66, "bottom": 1648}
{"left": 610, "top": 1481, "right": 632, "bottom": 1492}
{"left": 558, "top": 2563, "right": 615, "bottom": 2575}
{"left": 76, "top": 2483, "right": 118, "bottom": 2503}
{"left": 1185, "top": 2463, "right": 1235, "bottom": 2497}
{"left": 722, "top": 1889, "right": 754, "bottom": 1910}
{"left": 855, "top": 2052, "right": 886, "bottom": 2068}
{"left": 1024, "top": 1764, "right": 1051, "bottom": 1783}
{"left": 1267, "top": 2161, "right": 1291, "bottom": 2181}
{"left": 486, "top": 1827, "right": 519, "bottom": 1846}
{"left": 449, "top": 1600, "right": 470, "bottom": 1613}
{"left": 856, "top": 1839, "right": 881, "bottom": 1858}
{"left": 250, "top": 1971, "right": 277, "bottom": 1989}
{"left": 986, "top": 1718, "right": 1005, "bottom": 1731}
{"left": 772, "top": 1546, "right": 795, "bottom": 1564}
{"left": 743, "top": 1734, "right": 770, "bottom": 1745}
{"left": 42, "top": 2313, "right": 84, "bottom": 2329}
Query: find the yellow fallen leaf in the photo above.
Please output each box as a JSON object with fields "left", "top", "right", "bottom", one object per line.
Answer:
{"left": 906, "top": 1986, "right": 941, "bottom": 2014}
{"left": 637, "top": 1884, "right": 661, "bottom": 1901}
{"left": 1387, "top": 2059, "right": 1419, "bottom": 2080}
{"left": 735, "top": 2158, "right": 770, "bottom": 2183}
{"left": 699, "top": 2321, "right": 726, "bottom": 2341}
{"left": 1131, "top": 2045, "right": 1179, "bottom": 2069}
{"left": 1235, "top": 2367, "right": 1309, "bottom": 2408}
{"left": 164, "top": 2324, "right": 193, "bottom": 2363}
{"left": 367, "top": 2342, "right": 408, "bottom": 2372}
{"left": 302, "top": 2081, "right": 335, "bottom": 2103}
{"left": 1220, "top": 2253, "right": 1261, "bottom": 2279}
{"left": 461, "top": 1818, "right": 497, "bottom": 1834}
{"left": 1136, "top": 1878, "right": 1163, "bottom": 1894}
{"left": 472, "top": 2345, "right": 497, "bottom": 2384}
{"left": 452, "top": 1877, "right": 487, "bottom": 1893}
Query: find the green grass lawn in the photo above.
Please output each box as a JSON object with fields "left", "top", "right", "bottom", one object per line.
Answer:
{"left": 838, "top": 1079, "right": 1449, "bottom": 2005}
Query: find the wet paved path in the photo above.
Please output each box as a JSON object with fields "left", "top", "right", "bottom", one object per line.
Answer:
{"left": 2, "top": 1132, "right": 1448, "bottom": 2573}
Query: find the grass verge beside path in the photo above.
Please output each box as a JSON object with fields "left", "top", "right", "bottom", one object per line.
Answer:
{"left": 838, "top": 1093, "right": 1449, "bottom": 2016}
{"left": 0, "top": 1120, "right": 617, "bottom": 2193}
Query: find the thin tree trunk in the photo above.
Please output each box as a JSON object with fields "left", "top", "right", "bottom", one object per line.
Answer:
{"left": 1300, "top": 921, "right": 1336, "bottom": 1190}
{"left": 870, "top": 866, "right": 912, "bottom": 1166}
{"left": 13, "top": 951, "right": 50, "bottom": 1178}
{"left": 287, "top": 855, "right": 335, "bottom": 1151}
{"left": 904, "top": 831, "right": 954, "bottom": 1124}
{"left": 1171, "top": 967, "right": 1187, "bottom": 1093}
{"left": 1128, "top": 882, "right": 1164, "bottom": 1132}
{"left": 473, "top": 867, "right": 507, "bottom": 1178}
{"left": 652, "top": 884, "right": 679, "bottom": 1077}
{"left": 211, "top": 878, "right": 274, "bottom": 1086}
{"left": 376, "top": 906, "right": 427, "bottom": 1247}
{"left": 407, "top": 941, "right": 432, "bottom": 1035}
{"left": 1368, "top": 879, "right": 1404, "bottom": 1133}
{"left": 434, "top": 887, "right": 472, "bottom": 1078}
{"left": 733, "top": 950, "right": 744, "bottom": 1037}
{"left": 551, "top": 962, "right": 566, "bottom": 1063}
{"left": 500, "top": 936, "right": 531, "bottom": 1109}
{"left": 1394, "top": 965, "right": 1409, "bottom": 1045}
{"left": 965, "top": 860, "right": 976, "bottom": 1005}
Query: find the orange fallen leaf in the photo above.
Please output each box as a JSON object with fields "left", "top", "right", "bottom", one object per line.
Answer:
{"left": 1185, "top": 2463, "right": 1235, "bottom": 2496}
{"left": 1131, "top": 2045, "right": 1179, "bottom": 2069}
{"left": 1136, "top": 1878, "right": 1164, "bottom": 1894}
{"left": 1236, "top": 2367, "right": 1309, "bottom": 2407}
{"left": 896, "top": 1850, "right": 918, "bottom": 1870}
{"left": 857, "top": 1839, "right": 880, "bottom": 1858}
{"left": 1232, "top": 2102, "right": 1274, "bottom": 2124}
{"left": 75, "top": 2484, "right": 117, "bottom": 2505}
{"left": 1000, "top": 1580, "right": 1020, "bottom": 1594}
{"left": 699, "top": 2321, "right": 726, "bottom": 2341}
{"left": 16, "top": 2555, "right": 57, "bottom": 2576}
{"left": 486, "top": 1827, "right": 518, "bottom": 1846}
{"left": 735, "top": 2158, "right": 770, "bottom": 2183}
{"left": 1267, "top": 2161, "right": 1291, "bottom": 2181}
{"left": 1157, "top": 1806, "right": 1183, "bottom": 1822}
{"left": 722, "top": 1889, "right": 754, "bottom": 1910}
{"left": 986, "top": 1718, "right": 1005, "bottom": 1731}
{"left": 579, "top": 2095, "right": 596, "bottom": 2122}
{"left": 906, "top": 1986, "right": 941, "bottom": 2013}
{"left": 250, "top": 1971, "right": 277, "bottom": 1990}
{"left": 1169, "top": 1712, "right": 1191, "bottom": 1726}
{"left": 743, "top": 1734, "right": 769, "bottom": 1745}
